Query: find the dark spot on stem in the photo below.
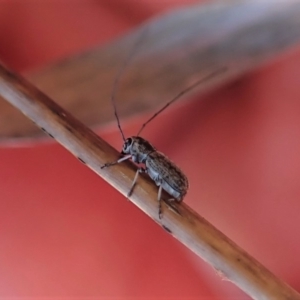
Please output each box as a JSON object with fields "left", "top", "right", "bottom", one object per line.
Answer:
{"left": 78, "top": 157, "right": 86, "bottom": 164}
{"left": 162, "top": 225, "right": 172, "bottom": 234}
{"left": 40, "top": 127, "right": 54, "bottom": 138}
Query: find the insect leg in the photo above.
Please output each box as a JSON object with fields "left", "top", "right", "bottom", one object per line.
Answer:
{"left": 101, "top": 154, "right": 131, "bottom": 169}
{"left": 164, "top": 198, "right": 181, "bottom": 216}
{"left": 127, "top": 167, "right": 146, "bottom": 198}
{"left": 158, "top": 185, "right": 163, "bottom": 219}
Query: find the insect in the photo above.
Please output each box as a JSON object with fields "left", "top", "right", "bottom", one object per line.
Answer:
{"left": 101, "top": 28, "right": 226, "bottom": 218}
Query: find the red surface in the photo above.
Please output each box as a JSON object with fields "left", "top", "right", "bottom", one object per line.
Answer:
{"left": 1, "top": 1, "right": 300, "bottom": 299}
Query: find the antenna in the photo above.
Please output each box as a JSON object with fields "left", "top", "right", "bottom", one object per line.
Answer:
{"left": 111, "top": 26, "right": 148, "bottom": 142}
{"left": 136, "top": 67, "right": 227, "bottom": 136}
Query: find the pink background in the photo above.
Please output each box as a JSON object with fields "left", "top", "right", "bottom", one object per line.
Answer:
{"left": 1, "top": 0, "right": 300, "bottom": 298}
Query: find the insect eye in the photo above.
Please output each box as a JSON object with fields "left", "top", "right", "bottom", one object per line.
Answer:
{"left": 126, "top": 138, "right": 132, "bottom": 147}
{"left": 123, "top": 138, "right": 132, "bottom": 151}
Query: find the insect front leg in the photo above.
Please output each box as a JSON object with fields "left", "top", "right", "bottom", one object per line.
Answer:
{"left": 128, "top": 167, "right": 146, "bottom": 198}
{"left": 101, "top": 154, "right": 132, "bottom": 169}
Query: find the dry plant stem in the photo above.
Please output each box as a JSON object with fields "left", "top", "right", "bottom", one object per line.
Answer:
{"left": 1, "top": 65, "right": 300, "bottom": 300}
{"left": 2, "top": 0, "right": 300, "bottom": 140}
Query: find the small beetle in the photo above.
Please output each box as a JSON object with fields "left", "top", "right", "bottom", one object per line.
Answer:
{"left": 102, "top": 136, "right": 189, "bottom": 218}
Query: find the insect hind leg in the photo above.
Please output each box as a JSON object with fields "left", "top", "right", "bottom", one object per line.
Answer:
{"left": 164, "top": 198, "right": 181, "bottom": 216}
{"left": 157, "top": 185, "right": 163, "bottom": 219}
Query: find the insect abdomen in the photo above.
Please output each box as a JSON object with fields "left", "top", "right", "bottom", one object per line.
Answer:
{"left": 146, "top": 151, "right": 188, "bottom": 202}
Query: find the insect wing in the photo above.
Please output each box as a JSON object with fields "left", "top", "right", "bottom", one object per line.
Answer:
{"left": 147, "top": 151, "right": 189, "bottom": 194}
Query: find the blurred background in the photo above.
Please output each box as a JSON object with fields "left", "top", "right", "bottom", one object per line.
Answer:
{"left": 1, "top": 0, "right": 300, "bottom": 299}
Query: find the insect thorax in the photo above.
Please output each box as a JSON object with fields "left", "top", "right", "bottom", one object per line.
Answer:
{"left": 122, "top": 136, "right": 156, "bottom": 163}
